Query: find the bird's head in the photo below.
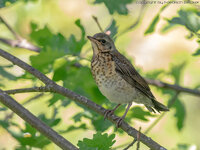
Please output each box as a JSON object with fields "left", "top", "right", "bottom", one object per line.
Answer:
{"left": 87, "top": 33, "right": 116, "bottom": 56}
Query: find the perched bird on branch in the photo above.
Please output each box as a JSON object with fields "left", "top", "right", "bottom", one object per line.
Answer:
{"left": 87, "top": 33, "right": 169, "bottom": 128}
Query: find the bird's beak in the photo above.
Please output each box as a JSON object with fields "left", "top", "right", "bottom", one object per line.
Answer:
{"left": 87, "top": 36, "right": 98, "bottom": 43}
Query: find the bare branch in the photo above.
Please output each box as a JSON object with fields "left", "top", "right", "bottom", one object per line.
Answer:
{"left": 5, "top": 87, "right": 49, "bottom": 94}
{"left": 92, "top": 16, "right": 104, "bottom": 32}
{"left": 0, "top": 89, "right": 78, "bottom": 150}
{"left": 146, "top": 79, "right": 200, "bottom": 96}
{"left": 0, "top": 16, "right": 21, "bottom": 40}
{"left": 123, "top": 127, "right": 141, "bottom": 150}
{"left": 0, "top": 16, "right": 40, "bottom": 52}
{"left": 0, "top": 48, "right": 166, "bottom": 150}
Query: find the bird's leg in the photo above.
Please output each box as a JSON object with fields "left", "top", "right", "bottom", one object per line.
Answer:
{"left": 104, "top": 104, "right": 121, "bottom": 120}
{"left": 114, "top": 102, "right": 132, "bottom": 128}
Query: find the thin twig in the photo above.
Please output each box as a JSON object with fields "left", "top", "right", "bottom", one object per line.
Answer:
{"left": 0, "top": 16, "right": 21, "bottom": 40}
{"left": 0, "top": 48, "right": 166, "bottom": 150}
{"left": 123, "top": 127, "right": 142, "bottom": 150}
{"left": 5, "top": 79, "right": 200, "bottom": 98}
{"left": 5, "top": 87, "right": 50, "bottom": 94}
{"left": 0, "top": 16, "right": 40, "bottom": 52}
{"left": 92, "top": 16, "right": 104, "bottom": 32}
{"left": 0, "top": 89, "right": 78, "bottom": 150}
{"left": 136, "top": 127, "right": 142, "bottom": 150}
{"left": 146, "top": 78, "right": 200, "bottom": 96}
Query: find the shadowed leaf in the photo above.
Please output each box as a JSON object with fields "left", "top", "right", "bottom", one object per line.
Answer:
{"left": 172, "top": 99, "right": 186, "bottom": 130}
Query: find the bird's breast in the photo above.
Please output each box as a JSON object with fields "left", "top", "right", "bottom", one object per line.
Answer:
{"left": 91, "top": 53, "right": 138, "bottom": 103}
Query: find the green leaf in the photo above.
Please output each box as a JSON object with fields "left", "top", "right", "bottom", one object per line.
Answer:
{"left": 172, "top": 99, "right": 186, "bottom": 130}
{"left": 77, "top": 132, "right": 116, "bottom": 150}
{"left": 145, "top": 69, "right": 164, "bottom": 79}
{"left": 30, "top": 20, "right": 86, "bottom": 73}
{"left": 105, "top": 19, "right": 118, "bottom": 39}
{"left": 0, "top": 66, "right": 16, "bottom": 80}
{"left": 38, "top": 113, "right": 61, "bottom": 127}
{"left": 169, "top": 62, "right": 186, "bottom": 84}
{"left": 162, "top": 8, "right": 200, "bottom": 34}
{"left": 0, "top": 107, "right": 7, "bottom": 111}
{"left": 192, "top": 47, "right": 200, "bottom": 56}
{"left": 66, "top": 19, "right": 87, "bottom": 55}
{"left": 60, "top": 124, "right": 87, "bottom": 133}
{"left": 48, "top": 94, "right": 66, "bottom": 106}
{"left": 145, "top": 3, "right": 169, "bottom": 35}
{"left": 0, "top": 0, "right": 38, "bottom": 8}
{"left": 94, "top": 0, "right": 133, "bottom": 15}
{"left": 128, "top": 106, "right": 156, "bottom": 121}
{"left": 178, "top": 9, "right": 200, "bottom": 33}
{"left": 145, "top": 15, "right": 160, "bottom": 35}
{"left": 30, "top": 48, "right": 65, "bottom": 73}
{"left": 9, "top": 122, "right": 51, "bottom": 148}
{"left": 0, "top": 0, "right": 16, "bottom": 8}
{"left": 91, "top": 116, "right": 112, "bottom": 132}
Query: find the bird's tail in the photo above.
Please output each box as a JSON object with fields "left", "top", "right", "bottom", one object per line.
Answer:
{"left": 152, "top": 99, "right": 169, "bottom": 112}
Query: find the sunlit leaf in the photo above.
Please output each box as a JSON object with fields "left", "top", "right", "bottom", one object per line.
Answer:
{"left": 162, "top": 8, "right": 200, "bottom": 34}
{"left": 94, "top": 0, "right": 133, "bottom": 15}
{"left": 145, "top": 15, "right": 160, "bottom": 35}
{"left": 145, "top": 3, "right": 169, "bottom": 35}
{"left": 192, "top": 47, "right": 200, "bottom": 56}
{"left": 77, "top": 132, "right": 116, "bottom": 150}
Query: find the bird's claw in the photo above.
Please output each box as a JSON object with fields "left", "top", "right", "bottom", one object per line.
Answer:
{"left": 104, "top": 109, "right": 114, "bottom": 120}
{"left": 114, "top": 117, "right": 124, "bottom": 128}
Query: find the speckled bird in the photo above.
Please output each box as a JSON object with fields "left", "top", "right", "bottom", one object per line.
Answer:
{"left": 87, "top": 33, "right": 169, "bottom": 127}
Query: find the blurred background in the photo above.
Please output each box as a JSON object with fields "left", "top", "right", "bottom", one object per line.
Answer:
{"left": 0, "top": 0, "right": 199, "bottom": 149}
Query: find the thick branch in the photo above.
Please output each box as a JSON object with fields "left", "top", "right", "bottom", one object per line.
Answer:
{"left": 0, "top": 89, "right": 78, "bottom": 150}
{"left": 0, "top": 49, "right": 166, "bottom": 150}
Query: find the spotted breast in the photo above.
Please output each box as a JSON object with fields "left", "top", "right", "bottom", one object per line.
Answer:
{"left": 91, "top": 52, "right": 152, "bottom": 105}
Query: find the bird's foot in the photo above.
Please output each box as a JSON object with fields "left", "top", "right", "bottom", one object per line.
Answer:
{"left": 104, "top": 109, "right": 114, "bottom": 120}
{"left": 113, "top": 117, "right": 124, "bottom": 128}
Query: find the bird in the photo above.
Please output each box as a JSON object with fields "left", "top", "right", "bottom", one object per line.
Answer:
{"left": 87, "top": 33, "right": 169, "bottom": 128}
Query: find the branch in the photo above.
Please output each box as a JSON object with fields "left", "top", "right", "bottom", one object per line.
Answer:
{"left": 0, "top": 16, "right": 40, "bottom": 52}
{"left": 0, "top": 89, "right": 78, "bottom": 150}
{"left": 5, "top": 87, "right": 49, "bottom": 94}
{"left": 92, "top": 16, "right": 104, "bottom": 32}
{"left": 146, "top": 78, "right": 200, "bottom": 96}
{"left": 0, "top": 49, "right": 166, "bottom": 150}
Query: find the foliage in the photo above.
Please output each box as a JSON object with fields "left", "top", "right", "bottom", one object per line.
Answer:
{"left": 0, "top": 0, "right": 199, "bottom": 149}
{"left": 94, "top": 0, "right": 133, "bottom": 15}
{"left": 77, "top": 132, "right": 116, "bottom": 150}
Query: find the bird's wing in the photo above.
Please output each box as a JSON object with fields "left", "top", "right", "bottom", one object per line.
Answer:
{"left": 111, "top": 50, "right": 155, "bottom": 100}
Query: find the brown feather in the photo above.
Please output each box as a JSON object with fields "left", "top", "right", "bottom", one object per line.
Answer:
{"left": 111, "top": 50, "right": 155, "bottom": 100}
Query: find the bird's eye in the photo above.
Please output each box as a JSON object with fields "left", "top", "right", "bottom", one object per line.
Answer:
{"left": 100, "top": 39, "right": 106, "bottom": 44}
